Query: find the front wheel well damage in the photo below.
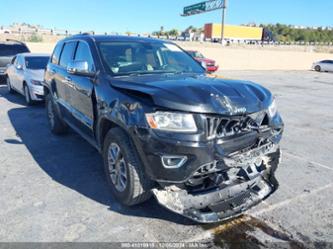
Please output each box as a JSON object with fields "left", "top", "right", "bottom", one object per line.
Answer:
{"left": 99, "top": 118, "right": 121, "bottom": 151}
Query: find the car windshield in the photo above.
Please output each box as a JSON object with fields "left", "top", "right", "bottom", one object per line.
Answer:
{"left": 98, "top": 41, "right": 205, "bottom": 76}
{"left": 188, "top": 51, "right": 204, "bottom": 58}
{"left": 25, "top": 56, "right": 49, "bottom": 70}
{"left": 0, "top": 44, "right": 29, "bottom": 56}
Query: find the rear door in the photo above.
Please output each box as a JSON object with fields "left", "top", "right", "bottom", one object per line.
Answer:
{"left": 55, "top": 41, "right": 77, "bottom": 119}
{"left": 67, "top": 41, "right": 96, "bottom": 138}
{"left": 328, "top": 61, "right": 333, "bottom": 72}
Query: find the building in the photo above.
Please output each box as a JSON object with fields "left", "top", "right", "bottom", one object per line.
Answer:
{"left": 204, "top": 23, "right": 263, "bottom": 43}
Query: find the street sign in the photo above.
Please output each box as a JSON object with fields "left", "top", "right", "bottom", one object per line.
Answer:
{"left": 182, "top": 0, "right": 225, "bottom": 16}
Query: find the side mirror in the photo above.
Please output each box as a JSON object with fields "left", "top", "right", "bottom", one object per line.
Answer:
{"left": 16, "top": 64, "right": 23, "bottom": 70}
{"left": 67, "top": 60, "right": 95, "bottom": 77}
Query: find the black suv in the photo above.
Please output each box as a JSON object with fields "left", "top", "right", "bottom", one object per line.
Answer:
{"left": 44, "top": 34, "right": 283, "bottom": 223}
{"left": 0, "top": 39, "right": 30, "bottom": 83}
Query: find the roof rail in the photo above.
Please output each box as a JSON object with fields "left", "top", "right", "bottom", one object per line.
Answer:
{"left": 5, "top": 39, "right": 26, "bottom": 45}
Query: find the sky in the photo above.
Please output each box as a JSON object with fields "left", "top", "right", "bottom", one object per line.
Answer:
{"left": 1, "top": 0, "right": 332, "bottom": 33}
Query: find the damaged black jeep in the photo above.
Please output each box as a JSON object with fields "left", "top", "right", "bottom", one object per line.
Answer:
{"left": 44, "top": 34, "right": 283, "bottom": 223}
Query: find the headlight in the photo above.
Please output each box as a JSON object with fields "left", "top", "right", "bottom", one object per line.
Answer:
{"left": 268, "top": 99, "right": 278, "bottom": 117}
{"left": 145, "top": 112, "right": 197, "bottom": 132}
{"left": 31, "top": 80, "right": 42, "bottom": 86}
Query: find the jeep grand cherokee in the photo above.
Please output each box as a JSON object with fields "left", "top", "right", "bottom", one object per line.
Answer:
{"left": 43, "top": 34, "right": 284, "bottom": 223}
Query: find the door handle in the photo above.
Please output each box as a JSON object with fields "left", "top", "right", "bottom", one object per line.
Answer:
{"left": 64, "top": 76, "right": 72, "bottom": 82}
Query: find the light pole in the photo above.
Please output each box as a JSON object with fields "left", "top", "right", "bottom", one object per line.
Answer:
{"left": 221, "top": 0, "right": 228, "bottom": 45}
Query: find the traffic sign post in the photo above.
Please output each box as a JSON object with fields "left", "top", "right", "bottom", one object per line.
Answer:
{"left": 182, "top": 0, "right": 227, "bottom": 45}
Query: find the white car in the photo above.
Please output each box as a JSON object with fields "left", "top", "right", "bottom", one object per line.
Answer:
{"left": 312, "top": 60, "right": 333, "bottom": 72}
{"left": 6, "top": 53, "right": 50, "bottom": 105}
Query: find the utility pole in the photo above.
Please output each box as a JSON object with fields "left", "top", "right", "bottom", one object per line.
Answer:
{"left": 221, "top": 0, "right": 228, "bottom": 45}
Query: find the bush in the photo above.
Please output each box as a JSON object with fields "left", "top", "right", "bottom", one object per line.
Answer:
{"left": 27, "top": 33, "right": 43, "bottom": 42}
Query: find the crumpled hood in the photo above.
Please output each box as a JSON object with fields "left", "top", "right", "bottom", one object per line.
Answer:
{"left": 110, "top": 74, "right": 273, "bottom": 115}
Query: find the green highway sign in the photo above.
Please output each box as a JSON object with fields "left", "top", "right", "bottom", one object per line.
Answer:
{"left": 182, "top": 0, "right": 224, "bottom": 16}
{"left": 183, "top": 2, "right": 206, "bottom": 16}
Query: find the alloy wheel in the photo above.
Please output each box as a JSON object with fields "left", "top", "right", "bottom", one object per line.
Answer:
{"left": 107, "top": 143, "right": 128, "bottom": 192}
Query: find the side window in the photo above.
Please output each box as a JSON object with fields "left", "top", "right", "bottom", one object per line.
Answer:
{"left": 51, "top": 42, "right": 63, "bottom": 65}
{"left": 18, "top": 56, "right": 25, "bottom": 67}
{"left": 74, "top": 41, "right": 95, "bottom": 72}
{"left": 59, "top": 42, "right": 77, "bottom": 68}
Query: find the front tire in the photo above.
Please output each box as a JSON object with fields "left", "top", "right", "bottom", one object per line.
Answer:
{"left": 315, "top": 65, "right": 321, "bottom": 72}
{"left": 45, "top": 94, "right": 68, "bottom": 135}
{"left": 24, "top": 85, "right": 33, "bottom": 105}
{"left": 6, "top": 77, "right": 14, "bottom": 94}
{"left": 103, "top": 127, "right": 153, "bottom": 206}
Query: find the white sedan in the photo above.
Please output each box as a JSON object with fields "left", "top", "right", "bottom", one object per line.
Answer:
{"left": 6, "top": 53, "right": 50, "bottom": 105}
{"left": 312, "top": 60, "right": 333, "bottom": 72}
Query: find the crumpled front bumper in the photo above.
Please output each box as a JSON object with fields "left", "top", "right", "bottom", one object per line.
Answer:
{"left": 152, "top": 148, "right": 281, "bottom": 223}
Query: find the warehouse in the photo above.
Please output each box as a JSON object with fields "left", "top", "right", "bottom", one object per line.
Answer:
{"left": 204, "top": 23, "right": 264, "bottom": 43}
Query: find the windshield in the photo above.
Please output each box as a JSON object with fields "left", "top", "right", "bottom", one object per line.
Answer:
{"left": 0, "top": 44, "right": 30, "bottom": 56}
{"left": 187, "top": 51, "right": 204, "bottom": 58}
{"left": 25, "top": 56, "right": 49, "bottom": 70}
{"left": 98, "top": 41, "right": 205, "bottom": 76}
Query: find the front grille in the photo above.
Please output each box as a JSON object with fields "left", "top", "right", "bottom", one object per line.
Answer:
{"left": 206, "top": 111, "right": 269, "bottom": 139}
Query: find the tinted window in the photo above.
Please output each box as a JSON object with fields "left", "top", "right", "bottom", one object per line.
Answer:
{"left": 59, "top": 42, "right": 76, "bottom": 68}
{"left": 51, "top": 42, "right": 63, "bottom": 64}
{"left": 25, "top": 56, "right": 50, "bottom": 70}
{"left": 0, "top": 44, "right": 29, "bottom": 56}
{"left": 74, "top": 42, "right": 95, "bottom": 71}
{"left": 98, "top": 41, "right": 204, "bottom": 76}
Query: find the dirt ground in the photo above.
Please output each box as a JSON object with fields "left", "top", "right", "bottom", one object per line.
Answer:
{"left": 26, "top": 41, "right": 333, "bottom": 71}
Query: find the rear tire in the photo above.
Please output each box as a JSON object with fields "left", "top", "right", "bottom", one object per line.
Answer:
{"left": 45, "top": 93, "right": 68, "bottom": 135}
{"left": 315, "top": 65, "right": 321, "bottom": 72}
{"left": 24, "top": 85, "right": 33, "bottom": 105}
{"left": 103, "top": 127, "right": 153, "bottom": 206}
{"left": 6, "top": 77, "right": 14, "bottom": 94}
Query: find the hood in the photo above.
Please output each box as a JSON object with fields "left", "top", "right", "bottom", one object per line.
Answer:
{"left": 109, "top": 74, "right": 273, "bottom": 115}
{"left": 25, "top": 69, "right": 45, "bottom": 81}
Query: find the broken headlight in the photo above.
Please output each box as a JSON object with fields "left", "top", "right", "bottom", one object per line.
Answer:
{"left": 268, "top": 99, "right": 278, "bottom": 117}
{"left": 145, "top": 112, "right": 197, "bottom": 132}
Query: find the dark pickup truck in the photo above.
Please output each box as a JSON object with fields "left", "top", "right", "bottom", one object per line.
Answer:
{"left": 0, "top": 39, "right": 30, "bottom": 83}
{"left": 43, "top": 34, "right": 283, "bottom": 223}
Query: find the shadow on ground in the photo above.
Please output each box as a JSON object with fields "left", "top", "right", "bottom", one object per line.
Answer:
{"left": 1, "top": 86, "right": 191, "bottom": 225}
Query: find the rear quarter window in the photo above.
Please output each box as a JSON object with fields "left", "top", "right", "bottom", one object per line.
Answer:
{"left": 51, "top": 42, "right": 64, "bottom": 65}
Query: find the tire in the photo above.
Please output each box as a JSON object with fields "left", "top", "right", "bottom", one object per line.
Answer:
{"left": 6, "top": 77, "right": 14, "bottom": 94}
{"left": 315, "top": 65, "right": 321, "bottom": 72}
{"left": 103, "top": 127, "right": 153, "bottom": 206}
{"left": 24, "top": 84, "right": 33, "bottom": 105}
{"left": 45, "top": 93, "right": 68, "bottom": 135}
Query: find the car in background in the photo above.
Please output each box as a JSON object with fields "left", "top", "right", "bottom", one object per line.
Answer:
{"left": 186, "top": 50, "right": 219, "bottom": 73}
{"left": 6, "top": 53, "right": 50, "bottom": 105}
{"left": 312, "top": 60, "right": 333, "bottom": 72}
{"left": 0, "top": 39, "right": 30, "bottom": 84}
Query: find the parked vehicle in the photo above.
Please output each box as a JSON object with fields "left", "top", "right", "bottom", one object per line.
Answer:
{"left": 43, "top": 34, "right": 283, "bottom": 223}
{"left": 6, "top": 53, "right": 50, "bottom": 104}
{"left": 0, "top": 39, "right": 30, "bottom": 84}
{"left": 186, "top": 50, "right": 219, "bottom": 73}
{"left": 312, "top": 60, "right": 333, "bottom": 72}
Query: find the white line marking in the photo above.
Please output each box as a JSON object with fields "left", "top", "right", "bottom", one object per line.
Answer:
{"left": 285, "top": 151, "right": 333, "bottom": 171}
{"left": 251, "top": 182, "right": 333, "bottom": 216}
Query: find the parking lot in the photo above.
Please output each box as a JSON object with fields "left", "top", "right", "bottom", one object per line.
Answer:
{"left": 0, "top": 70, "right": 333, "bottom": 247}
